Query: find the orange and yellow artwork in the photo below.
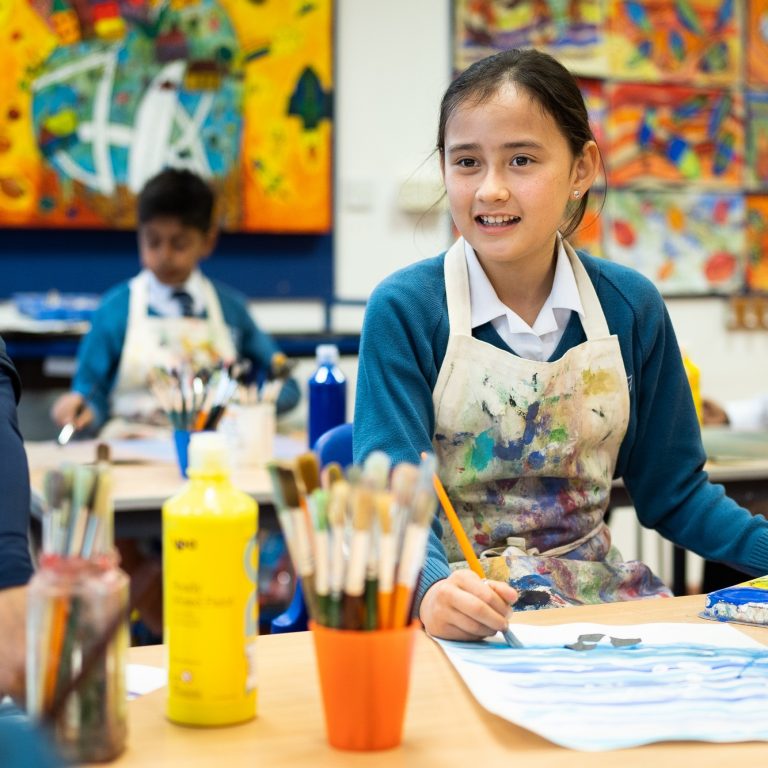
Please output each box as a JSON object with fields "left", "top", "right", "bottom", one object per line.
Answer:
{"left": 0, "top": 0, "right": 332, "bottom": 232}
{"left": 606, "top": 82, "right": 743, "bottom": 188}
{"left": 747, "top": 0, "right": 768, "bottom": 85}
{"left": 607, "top": 0, "right": 741, "bottom": 86}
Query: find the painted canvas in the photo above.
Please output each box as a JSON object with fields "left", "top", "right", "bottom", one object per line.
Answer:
{"left": 746, "top": 91, "right": 768, "bottom": 188}
{"left": 745, "top": 195, "right": 768, "bottom": 291}
{"left": 0, "top": 0, "right": 332, "bottom": 232}
{"left": 747, "top": 0, "right": 768, "bottom": 85}
{"left": 606, "top": 0, "right": 741, "bottom": 86}
{"left": 436, "top": 622, "right": 768, "bottom": 751}
{"left": 603, "top": 189, "right": 745, "bottom": 294}
{"left": 454, "top": 0, "right": 605, "bottom": 76}
{"left": 569, "top": 189, "right": 603, "bottom": 257}
{"left": 606, "top": 82, "right": 743, "bottom": 188}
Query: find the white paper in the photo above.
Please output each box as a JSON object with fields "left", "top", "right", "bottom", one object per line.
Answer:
{"left": 127, "top": 664, "right": 167, "bottom": 700}
{"left": 435, "top": 622, "right": 768, "bottom": 751}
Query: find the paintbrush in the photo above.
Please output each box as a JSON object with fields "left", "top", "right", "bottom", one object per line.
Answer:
{"left": 267, "top": 463, "right": 319, "bottom": 621}
{"left": 426, "top": 453, "right": 524, "bottom": 649}
{"left": 309, "top": 488, "right": 330, "bottom": 625}
{"left": 296, "top": 451, "right": 321, "bottom": 496}
{"left": 342, "top": 482, "right": 374, "bottom": 630}
{"left": 391, "top": 457, "right": 438, "bottom": 628}
{"left": 90, "top": 443, "right": 113, "bottom": 555}
{"left": 362, "top": 452, "right": 391, "bottom": 631}
{"left": 321, "top": 462, "right": 344, "bottom": 489}
{"left": 57, "top": 397, "right": 88, "bottom": 446}
{"left": 326, "top": 479, "right": 350, "bottom": 628}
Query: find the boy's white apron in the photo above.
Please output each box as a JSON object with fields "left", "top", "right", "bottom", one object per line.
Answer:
{"left": 103, "top": 271, "right": 236, "bottom": 437}
{"left": 432, "top": 238, "right": 671, "bottom": 607}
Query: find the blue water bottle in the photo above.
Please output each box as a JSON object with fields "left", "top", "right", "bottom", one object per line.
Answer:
{"left": 308, "top": 344, "right": 347, "bottom": 448}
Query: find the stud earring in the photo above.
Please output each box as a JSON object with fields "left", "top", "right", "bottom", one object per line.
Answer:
{"left": 572, "top": 190, "right": 581, "bottom": 198}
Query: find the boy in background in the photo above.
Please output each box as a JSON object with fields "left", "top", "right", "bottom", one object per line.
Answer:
{"left": 51, "top": 167, "right": 299, "bottom": 438}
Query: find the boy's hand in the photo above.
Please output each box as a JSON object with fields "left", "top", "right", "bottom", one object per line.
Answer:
{"left": 50, "top": 392, "right": 94, "bottom": 430}
{"left": 419, "top": 569, "right": 518, "bottom": 641}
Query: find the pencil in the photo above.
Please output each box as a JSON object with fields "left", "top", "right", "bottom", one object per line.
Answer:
{"left": 422, "top": 452, "right": 524, "bottom": 649}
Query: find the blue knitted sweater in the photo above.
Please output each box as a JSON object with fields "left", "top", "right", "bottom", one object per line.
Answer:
{"left": 353, "top": 249, "right": 768, "bottom": 606}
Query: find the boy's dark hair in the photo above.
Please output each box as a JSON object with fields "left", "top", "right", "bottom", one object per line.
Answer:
{"left": 137, "top": 168, "right": 215, "bottom": 233}
{"left": 437, "top": 48, "right": 597, "bottom": 238}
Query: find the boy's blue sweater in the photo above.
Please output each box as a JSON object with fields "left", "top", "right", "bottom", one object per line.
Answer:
{"left": 353, "top": 249, "right": 768, "bottom": 605}
{"left": 72, "top": 277, "right": 300, "bottom": 429}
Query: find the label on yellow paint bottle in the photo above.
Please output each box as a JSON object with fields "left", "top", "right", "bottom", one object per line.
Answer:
{"left": 162, "top": 433, "right": 258, "bottom": 726}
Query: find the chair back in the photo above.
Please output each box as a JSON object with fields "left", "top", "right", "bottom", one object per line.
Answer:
{"left": 313, "top": 422, "right": 353, "bottom": 470}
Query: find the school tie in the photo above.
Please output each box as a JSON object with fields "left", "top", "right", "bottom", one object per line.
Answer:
{"left": 171, "top": 289, "right": 195, "bottom": 317}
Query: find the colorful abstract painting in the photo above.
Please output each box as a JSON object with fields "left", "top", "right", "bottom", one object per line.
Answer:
{"left": 745, "top": 195, "right": 768, "bottom": 291}
{"left": 604, "top": 189, "right": 745, "bottom": 294}
{"left": 747, "top": 0, "right": 768, "bottom": 85}
{"left": 606, "top": 82, "right": 743, "bottom": 188}
{"left": 746, "top": 91, "right": 768, "bottom": 188}
{"left": 436, "top": 622, "right": 768, "bottom": 751}
{"left": 607, "top": 0, "right": 741, "bottom": 86}
{"left": 454, "top": 0, "right": 605, "bottom": 76}
{"left": 569, "top": 190, "right": 604, "bottom": 258}
{"left": 0, "top": 0, "right": 332, "bottom": 232}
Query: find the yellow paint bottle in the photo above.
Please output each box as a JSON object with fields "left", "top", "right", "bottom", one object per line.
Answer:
{"left": 163, "top": 432, "right": 258, "bottom": 726}
{"left": 682, "top": 349, "right": 703, "bottom": 425}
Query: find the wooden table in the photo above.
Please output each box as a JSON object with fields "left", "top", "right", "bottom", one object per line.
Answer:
{"left": 114, "top": 595, "right": 768, "bottom": 767}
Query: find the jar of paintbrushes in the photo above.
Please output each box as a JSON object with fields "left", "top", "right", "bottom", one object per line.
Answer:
{"left": 266, "top": 451, "right": 438, "bottom": 751}
{"left": 27, "top": 445, "right": 129, "bottom": 763}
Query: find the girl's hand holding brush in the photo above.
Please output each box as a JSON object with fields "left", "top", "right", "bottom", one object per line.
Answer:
{"left": 419, "top": 569, "right": 518, "bottom": 642}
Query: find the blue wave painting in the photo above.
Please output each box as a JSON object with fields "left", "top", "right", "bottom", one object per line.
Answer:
{"left": 435, "top": 622, "right": 768, "bottom": 751}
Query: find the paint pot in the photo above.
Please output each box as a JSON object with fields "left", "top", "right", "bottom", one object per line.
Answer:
{"left": 310, "top": 620, "right": 418, "bottom": 750}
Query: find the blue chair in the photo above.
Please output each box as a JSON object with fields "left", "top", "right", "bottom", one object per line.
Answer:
{"left": 269, "top": 423, "right": 353, "bottom": 634}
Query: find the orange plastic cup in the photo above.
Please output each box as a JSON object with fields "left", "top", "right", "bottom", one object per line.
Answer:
{"left": 310, "top": 620, "right": 419, "bottom": 751}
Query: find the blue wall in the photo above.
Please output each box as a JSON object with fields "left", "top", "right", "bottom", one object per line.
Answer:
{"left": 2, "top": 228, "right": 334, "bottom": 301}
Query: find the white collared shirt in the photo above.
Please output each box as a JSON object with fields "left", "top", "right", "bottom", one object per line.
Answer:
{"left": 465, "top": 237, "right": 584, "bottom": 361}
{"left": 145, "top": 269, "right": 206, "bottom": 317}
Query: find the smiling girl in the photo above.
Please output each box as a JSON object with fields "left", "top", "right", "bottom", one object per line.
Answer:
{"left": 353, "top": 48, "right": 768, "bottom": 641}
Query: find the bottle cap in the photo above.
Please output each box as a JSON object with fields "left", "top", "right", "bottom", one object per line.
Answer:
{"left": 188, "top": 431, "right": 230, "bottom": 475}
{"left": 316, "top": 344, "right": 339, "bottom": 365}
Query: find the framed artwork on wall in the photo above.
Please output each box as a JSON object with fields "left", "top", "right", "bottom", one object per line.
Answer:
{"left": 1, "top": 0, "right": 333, "bottom": 233}
{"left": 453, "top": 0, "right": 765, "bottom": 296}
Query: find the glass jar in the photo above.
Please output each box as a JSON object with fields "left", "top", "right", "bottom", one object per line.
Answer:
{"left": 27, "top": 552, "right": 129, "bottom": 763}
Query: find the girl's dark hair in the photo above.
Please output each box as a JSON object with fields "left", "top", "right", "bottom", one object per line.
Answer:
{"left": 437, "top": 48, "right": 596, "bottom": 237}
{"left": 138, "top": 168, "right": 215, "bottom": 233}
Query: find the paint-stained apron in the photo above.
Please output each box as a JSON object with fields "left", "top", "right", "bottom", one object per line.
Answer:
{"left": 432, "top": 238, "right": 671, "bottom": 608}
{"left": 102, "top": 271, "right": 236, "bottom": 438}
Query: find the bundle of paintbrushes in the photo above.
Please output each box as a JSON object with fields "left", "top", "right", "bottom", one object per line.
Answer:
{"left": 40, "top": 442, "right": 114, "bottom": 559}
{"left": 27, "top": 443, "right": 129, "bottom": 762}
{"left": 148, "top": 359, "right": 249, "bottom": 432}
{"left": 267, "top": 451, "right": 439, "bottom": 631}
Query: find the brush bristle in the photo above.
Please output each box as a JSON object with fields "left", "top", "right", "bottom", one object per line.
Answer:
{"left": 363, "top": 451, "right": 391, "bottom": 491}
{"left": 376, "top": 493, "right": 393, "bottom": 533}
{"left": 391, "top": 462, "right": 420, "bottom": 506}
{"left": 279, "top": 465, "right": 302, "bottom": 508}
{"left": 322, "top": 462, "right": 344, "bottom": 488}
{"left": 296, "top": 452, "right": 321, "bottom": 494}
{"left": 328, "top": 480, "right": 350, "bottom": 528}
{"left": 352, "top": 485, "right": 374, "bottom": 531}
